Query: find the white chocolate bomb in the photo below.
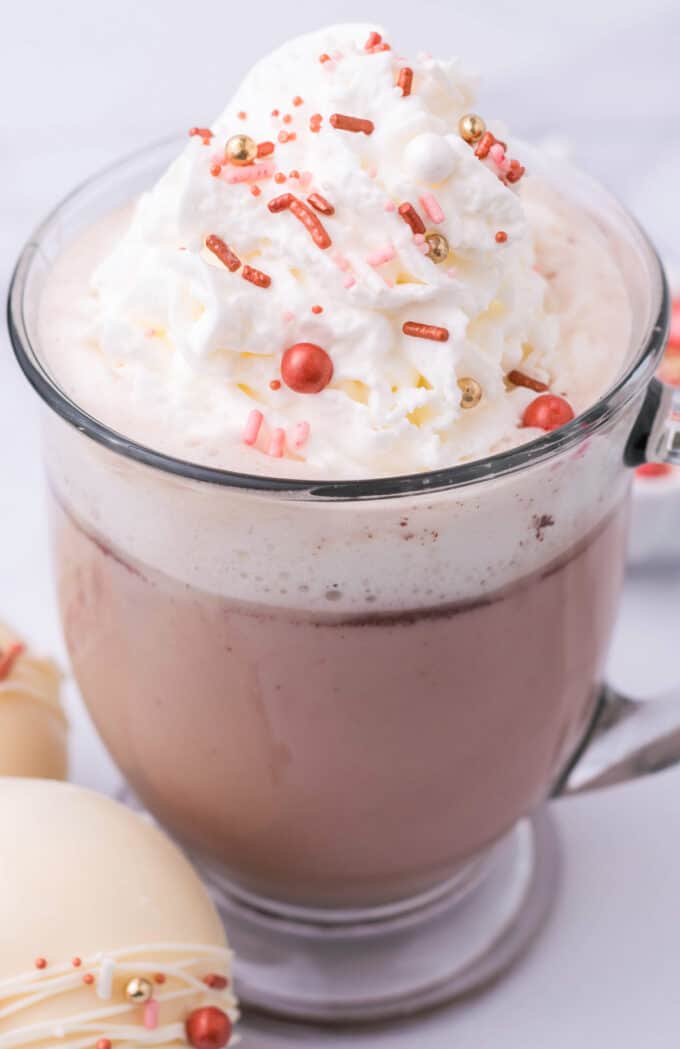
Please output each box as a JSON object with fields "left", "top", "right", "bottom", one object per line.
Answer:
{"left": 0, "top": 621, "right": 67, "bottom": 780}
{"left": 0, "top": 780, "right": 238, "bottom": 1048}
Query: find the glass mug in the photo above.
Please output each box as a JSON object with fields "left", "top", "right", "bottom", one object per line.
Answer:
{"left": 8, "top": 140, "right": 680, "bottom": 1023}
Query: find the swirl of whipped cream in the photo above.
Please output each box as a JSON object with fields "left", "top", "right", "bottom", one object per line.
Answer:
{"left": 82, "top": 23, "right": 625, "bottom": 477}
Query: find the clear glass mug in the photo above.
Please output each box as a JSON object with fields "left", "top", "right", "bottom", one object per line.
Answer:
{"left": 8, "top": 139, "right": 680, "bottom": 1023}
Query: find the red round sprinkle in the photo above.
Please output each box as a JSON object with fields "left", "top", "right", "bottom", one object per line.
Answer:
{"left": 289, "top": 169, "right": 300, "bottom": 179}
{"left": 311, "top": 305, "right": 323, "bottom": 314}
{"left": 251, "top": 185, "right": 262, "bottom": 197}
{"left": 283, "top": 114, "right": 293, "bottom": 124}
{"left": 274, "top": 172, "right": 287, "bottom": 184}
{"left": 83, "top": 974, "right": 95, "bottom": 985}
{"left": 522, "top": 394, "right": 575, "bottom": 431}
{"left": 210, "top": 164, "right": 222, "bottom": 177}
{"left": 278, "top": 130, "right": 290, "bottom": 144}
{"left": 495, "top": 230, "right": 508, "bottom": 243}
{"left": 186, "top": 1007, "right": 232, "bottom": 1049}
{"left": 271, "top": 109, "right": 280, "bottom": 117}
{"left": 319, "top": 53, "right": 331, "bottom": 63}
{"left": 97, "top": 1040, "right": 112, "bottom": 1049}
{"left": 270, "top": 380, "right": 282, "bottom": 391}
{"left": 72, "top": 957, "right": 82, "bottom": 968}
{"left": 237, "top": 111, "right": 247, "bottom": 120}
{"left": 154, "top": 973, "right": 167, "bottom": 984}
{"left": 293, "top": 96, "right": 304, "bottom": 106}
{"left": 35, "top": 958, "right": 47, "bottom": 970}
{"left": 365, "top": 30, "right": 382, "bottom": 49}
{"left": 203, "top": 974, "right": 229, "bottom": 990}
{"left": 281, "top": 343, "right": 334, "bottom": 394}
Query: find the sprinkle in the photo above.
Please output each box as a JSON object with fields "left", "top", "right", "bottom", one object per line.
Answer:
{"left": 420, "top": 192, "right": 445, "bottom": 224}
{"left": 189, "top": 126, "right": 213, "bottom": 145}
{"left": 283, "top": 114, "right": 293, "bottom": 125}
{"left": 268, "top": 428, "right": 286, "bottom": 458}
{"left": 319, "top": 53, "right": 331, "bottom": 63}
{"left": 268, "top": 193, "right": 293, "bottom": 213}
{"left": 83, "top": 974, "right": 95, "bottom": 986}
{"left": 35, "top": 958, "right": 47, "bottom": 970}
{"left": 398, "top": 202, "right": 426, "bottom": 235}
{"left": 0, "top": 642, "right": 24, "bottom": 681}
{"left": 284, "top": 196, "right": 332, "bottom": 249}
{"left": 384, "top": 200, "right": 396, "bottom": 212}
{"left": 210, "top": 163, "right": 223, "bottom": 177}
{"left": 242, "top": 265, "right": 272, "bottom": 289}
{"left": 274, "top": 172, "right": 287, "bottom": 184}
{"left": 238, "top": 110, "right": 247, "bottom": 120}
{"left": 289, "top": 169, "right": 300, "bottom": 180}
{"left": 489, "top": 142, "right": 506, "bottom": 165}
{"left": 495, "top": 230, "right": 508, "bottom": 243}
{"left": 72, "top": 958, "right": 82, "bottom": 968}
{"left": 365, "top": 30, "right": 382, "bottom": 49}
{"left": 311, "top": 304, "right": 323, "bottom": 314}
{"left": 223, "top": 159, "right": 275, "bottom": 184}
{"left": 293, "top": 95, "right": 304, "bottom": 106}
{"left": 507, "top": 369, "right": 548, "bottom": 393}
{"left": 271, "top": 109, "right": 280, "bottom": 118}
{"left": 370, "top": 43, "right": 391, "bottom": 52}
{"left": 257, "top": 141, "right": 275, "bottom": 158}
{"left": 144, "top": 999, "right": 160, "bottom": 1030}
{"left": 270, "top": 379, "right": 282, "bottom": 390}
{"left": 309, "top": 113, "right": 323, "bottom": 133}
{"left": 97, "top": 1040, "right": 112, "bottom": 1049}
{"left": 205, "top": 234, "right": 241, "bottom": 272}
{"left": 506, "top": 159, "right": 525, "bottom": 184}
{"left": 154, "top": 974, "right": 166, "bottom": 984}
{"left": 397, "top": 67, "right": 413, "bottom": 96}
{"left": 96, "top": 958, "right": 115, "bottom": 1000}
{"left": 330, "top": 113, "right": 375, "bottom": 135}
{"left": 243, "top": 410, "right": 264, "bottom": 446}
{"left": 343, "top": 275, "right": 356, "bottom": 289}
{"left": 300, "top": 171, "right": 313, "bottom": 186}
{"left": 278, "top": 130, "right": 291, "bottom": 144}
{"left": 293, "top": 421, "right": 311, "bottom": 449}
{"left": 367, "top": 244, "right": 396, "bottom": 267}
{"left": 204, "top": 974, "right": 229, "bottom": 990}
{"left": 308, "top": 192, "right": 335, "bottom": 215}
{"left": 251, "top": 185, "right": 262, "bottom": 197}
{"left": 403, "top": 321, "right": 449, "bottom": 342}
{"left": 333, "top": 252, "right": 351, "bottom": 271}
{"left": 474, "top": 131, "right": 496, "bottom": 159}
{"left": 283, "top": 310, "right": 295, "bottom": 322}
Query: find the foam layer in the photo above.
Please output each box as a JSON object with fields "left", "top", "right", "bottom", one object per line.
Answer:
{"left": 40, "top": 24, "right": 631, "bottom": 478}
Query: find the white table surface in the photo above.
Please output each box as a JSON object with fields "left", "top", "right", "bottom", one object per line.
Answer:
{"left": 2, "top": 1, "right": 680, "bottom": 1044}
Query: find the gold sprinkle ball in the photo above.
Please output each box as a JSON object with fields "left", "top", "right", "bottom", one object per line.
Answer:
{"left": 458, "top": 377, "right": 482, "bottom": 409}
{"left": 458, "top": 113, "right": 486, "bottom": 145}
{"left": 425, "top": 232, "right": 450, "bottom": 264}
{"left": 125, "top": 976, "right": 154, "bottom": 1003}
{"left": 224, "top": 134, "right": 258, "bottom": 166}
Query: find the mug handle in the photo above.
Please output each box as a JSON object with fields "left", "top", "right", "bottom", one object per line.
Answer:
{"left": 556, "top": 377, "right": 680, "bottom": 796}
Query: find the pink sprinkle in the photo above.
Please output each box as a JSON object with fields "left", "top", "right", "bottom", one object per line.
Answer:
{"left": 282, "top": 310, "right": 294, "bottom": 322}
{"left": 489, "top": 143, "right": 505, "bottom": 164}
{"left": 367, "top": 244, "right": 396, "bottom": 267}
{"left": 268, "top": 428, "right": 286, "bottom": 458}
{"left": 144, "top": 1000, "right": 159, "bottom": 1031}
{"left": 243, "top": 409, "right": 264, "bottom": 446}
{"left": 333, "top": 252, "right": 351, "bottom": 272}
{"left": 299, "top": 171, "right": 313, "bottom": 186}
{"left": 367, "top": 165, "right": 378, "bottom": 179}
{"left": 223, "top": 160, "right": 275, "bottom": 184}
{"left": 419, "top": 192, "right": 445, "bottom": 224}
{"left": 344, "top": 275, "right": 357, "bottom": 289}
{"left": 293, "top": 421, "right": 310, "bottom": 449}
{"left": 384, "top": 200, "right": 396, "bottom": 212}
{"left": 413, "top": 233, "right": 425, "bottom": 244}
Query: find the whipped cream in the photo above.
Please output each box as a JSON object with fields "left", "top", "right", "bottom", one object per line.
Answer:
{"left": 42, "top": 23, "right": 631, "bottom": 478}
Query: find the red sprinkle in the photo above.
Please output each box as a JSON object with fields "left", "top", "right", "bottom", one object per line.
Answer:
{"left": 257, "top": 141, "right": 275, "bottom": 158}
{"left": 274, "top": 172, "right": 287, "bottom": 184}
{"left": 278, "top": 131, "right": 290, "bottom": 144}
{"left": 0, "top": 642, "right": 24, "bottom": 681}
{"left": 330, "top": 113, "right": 374, "bottom": 135}
{"left": 637, "top": 462, "right": 673, "bottom": 479}
{"left": 72, "top": 957, "right": 82, "bottom": 968}
{"left": 251, "top": 185, "right": 262, "bottom": 197}
{"left": 289, "top": 169, "right": 300, "bottom": 180}
{"left": 505, "top": 159, "right": 526, "bottom": 184}
{"left": 237, "top": 111, "right": 247, "bottom": 120}
{"left": 495, "top": 231, "right": 508, "bottom": 243}
{"left": 319, "top": 53, "right": 331, "bottom": 63}
{"left": 403, "top": 321, "right": 449, "bottom": 342}
{"left": 474, "top": 131, "right": 496, "bottom": 159}
{"left": 311, "top": 305, "right": 323, "bottom": 314}
{"left": 309, "top": 113, "right": 323, "bottom": 133}
{"left": 507, "top": 370, "right": 549, "bottom": 393}
{"left": 205, "top": 235, "right": 241, "bottom": 273}
{"left": 289, "top": 197, "right": 332, "bottom": 249}
{"left": 154, "top": 974, "right": 167, "bottom": 984}
{"left": 203, "top": 974, "right": 229, "bottom": 990}
{"left": 189, "top": 127, "right": 213, "bottom": 145}
{"left": 293, "top": 96, "right": 304, "bottom": 107}
{"left": 397, "top": 67, "right": 413, "bottom": 96}
{"left": 398, "top": 202, "right": 426, "bottom": 235}
{"left": 35, "top": 958, "right": 47, "bottom": 970}
{"left": 97, "top": 1040, "right": 112, "bottom": 1049}
{"left": 242, "top": 265, "right": 272, "bottom": 289}
{"left": 268, "top": 193, "right": 293, "bottom": 213}
{"left": 364, "top": 31, "right": 382, "bottom": 49}
{"left": 282, "top": 343, "right": 334, "bottom": 393}
{"left": 283, "top": 114, "right": 293, "bottom": 124}
{"left": 271, "top": 109, "right": 280, "bottom": 118}
{"left": 210, "top": 163, "right": 222, "bottom": 177}
{"left": 270, "top": 380, "right": 282, "bottom": 391}
{"left": 83, "top": 974, "right": 95, "bottom": 985}
{"left": 308, "top": 192, "right": 335, "bottom": 216}
{"left": 522, "top": 394, "right": 575, "bottom": 431}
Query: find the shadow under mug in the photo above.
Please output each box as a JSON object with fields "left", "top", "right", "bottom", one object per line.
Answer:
{"left": 8, "top": 138, "right": 680, "bottom": 1022}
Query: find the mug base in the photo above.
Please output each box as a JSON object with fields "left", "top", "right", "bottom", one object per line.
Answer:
{"left": 197, "top": 809, "right": 559, "bottom": 1024}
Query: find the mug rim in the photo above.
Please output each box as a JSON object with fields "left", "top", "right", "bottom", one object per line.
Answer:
{"left": 6, "top": 135, "right": 671, "bottom": 501}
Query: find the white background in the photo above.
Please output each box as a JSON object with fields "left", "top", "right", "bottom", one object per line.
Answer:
{"left": 2, "top": 1, "right": 680, "bottom": 1045}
